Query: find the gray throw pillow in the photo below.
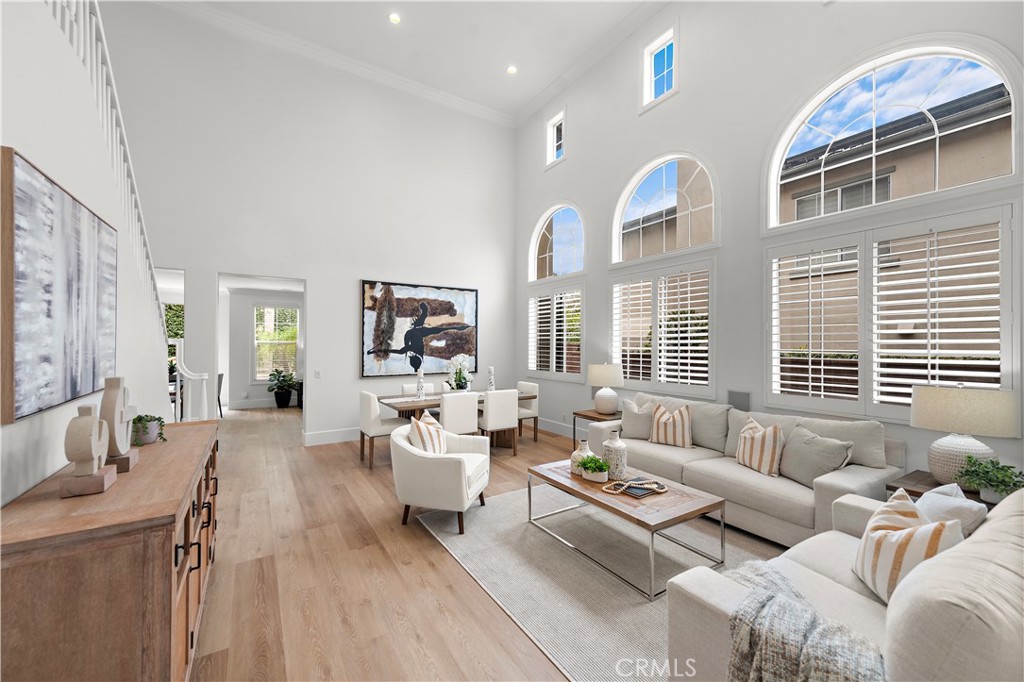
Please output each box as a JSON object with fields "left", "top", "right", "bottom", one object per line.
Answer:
{"left": 779, "top": 424, "right": 852, "bottom": 488}
{"left": 620, "top": 400, "right": 655, "bottom": 440}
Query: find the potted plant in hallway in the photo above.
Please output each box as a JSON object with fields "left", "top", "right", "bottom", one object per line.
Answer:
{"left": 132, "top": 414, "right": 166, "bottom": 446}
{"left": 267, "top": 368, "right": 297, "bottom": 408}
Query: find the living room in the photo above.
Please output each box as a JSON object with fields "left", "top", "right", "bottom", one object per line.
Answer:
{"left": 0, "top": 1, "right": 1021, "bottom": 681}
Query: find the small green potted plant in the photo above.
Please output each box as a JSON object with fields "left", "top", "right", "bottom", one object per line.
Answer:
{"left": 578, "top": 455, "right": 610, "bottom": 483}
{"left": 132, "top": 415, "right": 167, "bottom": 446}
{"left": 267, "top": 368, "right": 297, "bottom": 408}
{"left": 167, "top": 359, "right": 177, "bottom": 381}
{"left": 957, "top": 455, "right": 1024, "bottom": 504}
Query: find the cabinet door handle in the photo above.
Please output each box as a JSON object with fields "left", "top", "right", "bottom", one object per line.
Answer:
{"left": 211, "top": 476, "right": 219, "bottom": 496}
{"left": 188, "top": 541, "right": 202, "bottom": 573}
{"left": 174, "top": 543, "right": 186, "bottom": 568}
{"left": 192, "top": 500, "right": 198, "bottom": 519}
{"left": 201, "top": 502, "right": 212, "bottom": 529}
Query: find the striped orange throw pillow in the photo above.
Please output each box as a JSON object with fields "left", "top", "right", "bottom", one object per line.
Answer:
{"left": 409, "top": 412, "right": 447, "bottom": 454}
{"left": 735, "top": 418, "right": 784, "bottom": 476}
{"left": 853, "top": 489, "right": 963, "bottom": 603}
{"left": 649, "top": 404, "right": 693, "bottom": 448}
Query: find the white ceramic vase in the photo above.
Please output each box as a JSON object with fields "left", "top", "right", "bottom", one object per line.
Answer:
{"left": 570, "top": 440, "right": 593, "bottom": 476}
{"left": 602, "top": 430, "right": 628, "bottom": 481}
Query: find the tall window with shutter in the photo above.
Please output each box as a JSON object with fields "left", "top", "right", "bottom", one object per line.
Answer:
{"left": 528, "top": 291, "right": 582, "bottom": 376}
{"left": 612, "top": 279, "right": 653, "bottom": 381}
{"left": 873, "top": 224, "right": 1001, "bottom": 405}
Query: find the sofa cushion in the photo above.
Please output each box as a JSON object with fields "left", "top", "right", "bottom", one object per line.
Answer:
{"left": 650, "top": 404, "right": 693, "bottom": 447}
{"left": 684, "top": 457, "right": 815, "bottom": 528}
{"left": 635, "top": 392, "right": 730, "bottom": 452}
{"left": 735, "top": 417, "right": 784, "bottom": 476}
{"left": 853, "top": 489, "right": 963, "bottom": 603}
{"left": 619, "top": 438, "right": 721, "bottom": 482}
{"left": 779, "top": 425, "right": 852, "bottom": 488}
{"left": 782, "top": 530, "right": 884, "bottom": 605}
{"left": 620, "top": 399, "right": 654, "bottom": 440}
{"left": 916, "top": 483, "right": 988, "bottom": 536}
{"left": 725, "top": 409, "right": 886, "bottom": 469}
{"left": 884, "top": 490, "right": 1023, "bottom": 682}
{"left": 770, "top": 557, "right": 887, "bottom": 646}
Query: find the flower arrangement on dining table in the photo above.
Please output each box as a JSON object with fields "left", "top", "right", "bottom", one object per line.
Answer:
{"left": 445, "top": 354, "right": 474, "bottom": 390}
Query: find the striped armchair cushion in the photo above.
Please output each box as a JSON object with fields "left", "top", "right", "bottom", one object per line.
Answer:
{"left": 409, "top": 412, "right": 447, "bottom": 455}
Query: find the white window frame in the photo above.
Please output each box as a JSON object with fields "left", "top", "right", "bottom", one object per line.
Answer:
{"left": 545, "top": 110, "right": 566, "bottom": 167}
{"left": 252, "top": 302, "right": 301, "bottom": 385}
{"left": 764, "top": 203, "right": 1016, "bottom": 424}
{"left": 610, "top": 258, "right": 716, "bottom": 400}
{"left": 526, "top": 280, "right": 585, "bottom": 384}
{"left": 641, "top": 28, "right": 677, "bottom": 111}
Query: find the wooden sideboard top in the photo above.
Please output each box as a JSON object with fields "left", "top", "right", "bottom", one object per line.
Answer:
{"left": 1, "top": 420, "right": 218, "bottom": 555}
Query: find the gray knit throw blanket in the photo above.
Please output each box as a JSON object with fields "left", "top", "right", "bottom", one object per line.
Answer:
{"left": 725, "top": 561, "right": 885, "bottom": 682}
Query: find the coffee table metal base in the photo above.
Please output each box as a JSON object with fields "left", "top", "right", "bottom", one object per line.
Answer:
{"left": 527, "top": 473, "right": 725, "bottom": 601}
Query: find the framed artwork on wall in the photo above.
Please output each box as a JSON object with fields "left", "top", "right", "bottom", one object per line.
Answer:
{"left": 0, "top": 147, "right": 118, "bottom": 424}
{"left": 361, "top": 280, "right": 477, "bottom": 377}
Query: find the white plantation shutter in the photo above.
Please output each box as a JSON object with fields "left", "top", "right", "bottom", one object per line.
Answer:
{"left": 872, "top": 224, "right": 1001, "bottom": 405}
{"left": 657, "top": 270, "right": 710, "bottom": 386}
{"left": 771, "top": 246, "right": 860, "bottom": 400}
{"left": 612, "top": 280, "right": 653, "bottom": 381}
{"left": 528, "top": 291, "right": 581, "bottom": 375}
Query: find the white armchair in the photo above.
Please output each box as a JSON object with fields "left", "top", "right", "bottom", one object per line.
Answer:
{"left": 517, "top": 381, "right": 539, "bottom": 442}
{"left": 359, "top": 390, "right": 409, "bottom": 470}
{"left": 391, "top": 424, "right": 490, "bottom": 534}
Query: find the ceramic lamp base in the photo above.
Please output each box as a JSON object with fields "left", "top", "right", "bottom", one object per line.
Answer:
{"left": 594, "top": 387, "right": 619, "bottom": 415}
{"left": 927, "top": 433, "right": 995, "bottom": 488}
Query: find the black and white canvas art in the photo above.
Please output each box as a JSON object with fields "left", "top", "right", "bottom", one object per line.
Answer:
{"left": 10, "top": 154, "right": 117, "bottom": 420}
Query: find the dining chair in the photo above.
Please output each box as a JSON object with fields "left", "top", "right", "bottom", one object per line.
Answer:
{"left": 517, "top": 381, "right": 539, "bottom": 442}
{"left": 359, "top": 390, "right": 410, "bottom": 469}
{"left": 478, "top": 389, "right": 519, "bottom": 456}
{"left": 391, "top": 425, "right": 489, "bottom": 534}
{"left": 440, "top": 391, "right": 479, "bottom": 435}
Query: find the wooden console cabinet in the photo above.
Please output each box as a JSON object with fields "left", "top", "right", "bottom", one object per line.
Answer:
{"left": 1, "top": 420, "right": 219, "bottom": 681}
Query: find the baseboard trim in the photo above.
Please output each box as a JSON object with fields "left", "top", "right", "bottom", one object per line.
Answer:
{"left": 303, "top": 427, "right": 359, "bottom": 447}
{"left": 538, "top": 417, "right": 573, "bottom": 439}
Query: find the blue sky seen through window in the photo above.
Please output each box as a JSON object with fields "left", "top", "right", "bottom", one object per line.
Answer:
{"left": 624, "top": 160, "right": 678, "bottom": 223}
{"left": 786, "top": 57, "right": 1003, "bottom": 159}
{"left": 549, "top": 207, "right": 582, "bottom": 276}
{"left": 652, "top": 42, "right": 674, "bottom": 100}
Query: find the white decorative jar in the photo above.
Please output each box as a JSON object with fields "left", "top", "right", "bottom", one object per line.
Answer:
{"left": 980, "top": 487, "right": 1007, "bottom": 505}
{"left": 602, "top": 430, "right": 628, "bottom": 481}
{"left": 570, "top": 440, "right": 593, "bottom": 476}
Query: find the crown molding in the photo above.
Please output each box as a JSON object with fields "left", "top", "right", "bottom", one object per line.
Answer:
{"left": 159, "top": 1, "right": 518, "bottom": 128}
{"left": 514, "top": 1, "right": 670, "bottom": 125}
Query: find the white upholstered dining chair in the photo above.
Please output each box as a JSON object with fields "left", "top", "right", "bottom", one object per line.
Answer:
{"left": 390, "top": 424, "right": 490, "bottom": 534}
{"left": 478, "top": 389, "right": 519, "bottom": 457}
{"left": 440, "top": 391, "right": 479, "bottom": 435}
{"left": 359, "top": 390, "right": 409, "bottom": 470}
{"left": 516, "top": 381, "right": 539, "bottom": 442}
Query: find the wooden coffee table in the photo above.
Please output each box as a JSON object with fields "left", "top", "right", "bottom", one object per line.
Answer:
{"left": 527, "top": 460, "right": 725, "bottom": 601}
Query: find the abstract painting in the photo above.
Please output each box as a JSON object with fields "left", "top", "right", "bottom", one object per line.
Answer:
{"left": 362, "top": 280, "right": 477, "bottom": 377}
{"left": 1, "top": 149, "right": 117, "bottom": 423}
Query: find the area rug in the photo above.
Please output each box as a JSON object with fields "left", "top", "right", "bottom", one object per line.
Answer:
{"left": 418, "top": 484, "right": 785, "bottom": 682}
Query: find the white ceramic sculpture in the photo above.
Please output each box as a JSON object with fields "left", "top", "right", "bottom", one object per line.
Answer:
{"left": 100, "top": 376, "right": 138, "bottom": 458}
{"left": 65, "top": 405, "right": 110, "bottom": 476}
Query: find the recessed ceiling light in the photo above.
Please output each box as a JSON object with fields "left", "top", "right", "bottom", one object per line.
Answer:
{"left": 387, "top": 12, "right": 401, "bottom": 24}
{"left": 506, "top": 64, "right": 518, "bottom": 75}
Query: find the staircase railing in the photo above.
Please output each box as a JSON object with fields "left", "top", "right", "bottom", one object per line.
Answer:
{"left": 170, "top": 339, "right": 209, "bottom": 422}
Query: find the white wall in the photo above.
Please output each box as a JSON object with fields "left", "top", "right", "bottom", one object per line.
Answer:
{"left": 514, "top": 2, "right": 1024, "bottom": 471}
{"left": 0, "top": 3, "right": 172, "bottom": 505}
{"left": 228, "top": 288, "right": 304, "bottom": 409}
{"left": 100, "top": 3, "right": 516, "bottom": 445}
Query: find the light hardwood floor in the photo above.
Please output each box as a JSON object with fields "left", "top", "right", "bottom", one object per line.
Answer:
{"left": 192, "top": 408, "right": 568, "bottom": 681}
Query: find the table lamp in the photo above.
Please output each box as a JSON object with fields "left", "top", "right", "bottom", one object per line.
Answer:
{"left": 588, "top": 363, "right": 624, "bottom": 415}
{"left": 910, "top": 384, "right": 1020, "bottom": 484}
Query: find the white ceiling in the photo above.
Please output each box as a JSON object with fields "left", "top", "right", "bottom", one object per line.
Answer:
{"left": 164, "top": 1, "right": 663, "bottom": 124}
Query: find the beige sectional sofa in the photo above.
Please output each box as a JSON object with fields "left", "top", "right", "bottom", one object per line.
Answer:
{"left": 586, "top": 392, "right": 905, "bottom": 547}
{"left": 668, "top": 490, "right": 1024, "bottom": 681}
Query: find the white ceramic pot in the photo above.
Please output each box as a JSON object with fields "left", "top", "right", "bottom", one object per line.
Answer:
{"left": 582, "top": 470, "right": 608, "bottom": 483}
{"left": 980, "top": 487, "right": 1007, "bottom": 505}
{"left": 134, "top": 421, "right": 160, "bottom": 445}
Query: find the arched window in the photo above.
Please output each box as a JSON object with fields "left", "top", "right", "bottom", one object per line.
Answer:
{"left": 532, "top": 205, "right": 584, "bottom": 280}
{"left": 616, "top": 156, "right": 714, "bottom": 263}
{"left": 774, "top": 51, "right": 1012, "bottom": 226}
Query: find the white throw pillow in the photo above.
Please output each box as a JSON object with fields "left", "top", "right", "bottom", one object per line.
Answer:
{"left": 621, "top": 400, "right": 655, "bottom": 440}
{"left": 649, "top": 404, "right": 693, "bottom": 448}
{"left": 915, "top": 483, "right": 988, "bottom": 536}
{"left": 409, "top": 412, "right": 447, "bottom": 454}
{"left": 853, "top": 489, "right": 963, "bottom": 604}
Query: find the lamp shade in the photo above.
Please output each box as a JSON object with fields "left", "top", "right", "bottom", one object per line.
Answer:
{"left": 588, "top": 363, "right": 624, "bottom": 388}
{"left": 910, "top": 385, "right": 1020, "bottom": 438}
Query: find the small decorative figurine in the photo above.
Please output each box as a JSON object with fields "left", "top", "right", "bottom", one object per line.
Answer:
{"left": 100, "top": 377, "right": 140, "bottom": 472}
{"left": 60, "top": 405, "right": 117, "bottom": 498}
{"left": 416, "top": 367, "right": 425, "bottom": 399}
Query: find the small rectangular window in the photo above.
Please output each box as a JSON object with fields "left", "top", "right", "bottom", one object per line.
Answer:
{"left": 642, "top": 30, "right": 675, "bottom": 106}
{"left": 794, "top": 176, "right": 890, "bottom": 220}
{"left": 254, "top": 306, "right": 299, "bottom": 381}
{"left": 546, "top": 111, "right": 565, "bottom": 165}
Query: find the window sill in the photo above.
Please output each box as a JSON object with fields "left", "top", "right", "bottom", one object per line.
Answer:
{"left": 527, "top": 371, "right": 586, "bottom": 385}
{"left": 639, "top": 86, "right": 679, "bottom": 116}
{"left": 609, "top": 242, "right": 719, "bottom": 274}
{"left": 545, "top": 155, "right": 567, "bottom": 171}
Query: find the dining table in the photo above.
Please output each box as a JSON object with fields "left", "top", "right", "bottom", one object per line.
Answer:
{"left": 377, "top": 390, "right": 538, "bottom": 447}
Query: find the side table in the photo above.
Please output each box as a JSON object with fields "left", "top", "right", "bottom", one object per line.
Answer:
{"left": 886, "top": 469, "right": 994, "bottom": 509}
{"left": 572, "top": 409, "right": 622, "bottom": 450}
